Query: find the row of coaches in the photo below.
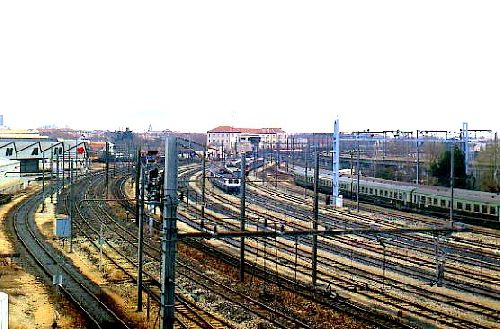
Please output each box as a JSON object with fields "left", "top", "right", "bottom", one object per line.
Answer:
{"left": 293, "top": 170, "right": 500, "bottom": 227}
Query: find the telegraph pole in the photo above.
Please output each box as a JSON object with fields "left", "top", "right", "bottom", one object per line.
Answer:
{"left": 160, "top": 136, "right": 178, "bottom": 329}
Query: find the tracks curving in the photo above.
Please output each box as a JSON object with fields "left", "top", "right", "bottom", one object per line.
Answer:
{"left": 10, "top": 184, "right": 130, "bottom": 329}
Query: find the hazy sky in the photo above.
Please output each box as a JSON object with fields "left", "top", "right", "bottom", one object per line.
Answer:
{"left": 1, "top": 1, "right": 499, "bottom": 134}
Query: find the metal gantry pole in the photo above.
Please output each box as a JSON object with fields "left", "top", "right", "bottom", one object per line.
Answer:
{"left": 105, "top": 142, "right": 110, "bottom": 199}
{"left": 356, "top": 133, "right": 360, "bottom": 212}
{"left": 69, "top": 155, "right": 73, "bottom": 253}
{"left": 41, "top": 150, "right": 45, "bottom": 213}
{"left": 201, "top": 150, "right": 206, "bottom": 228}
{"left": 463, "top": 122, "right": 470, "bottom": 176}
{"left": 70, "top": 151, "right": 73, "bottom": 184}
{"left": 274, "top": 147, "right": 278, "bottom": 189}
{"left": 62, "top": 143, "right": 65, "bottom": 190}
{"left": 495, "top": 132, "right": 499, "bottom": 192}
{"left": 42, "top": 151, "right": 45, "bottom": 193}
{"left": 350, "top": 151, "right": 354, "bottom": 198}
{"left": 135, "top": 148, "right": 141, "bottom": 226}
{"left": 332, "top": 119, "right": 340, "bottom": 206}
{"left": 56, "top": 153, "right": 60, "bottom": 186}
{"left": 416, "top": 130, "right": 420, "bottom": 185}
{"left": 312, "top": 152, "right": 319, "bottom": 286}
{"left": 239, "top": 154, "right": 246, "bottom": 282}
{"left": 450, "top": 143, "right": 455, "bottom": 223}
{"left": 160, "top": 136, "right": 178, "bottom": 329}
{"left": 137, "top": 164, "right": 145, "bottom": 311}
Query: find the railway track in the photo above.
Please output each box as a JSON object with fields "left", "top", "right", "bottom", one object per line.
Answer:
{"left": 90, "top": 162, "right": 498, "bottom": 328}
{"left": 66, "top": 165, "right": 312, "bottom": 328}
{"left": 10, "top": 183, "right": 130, "bottom": 329}
{"left": 252, "top": 171, "right": 500, "bottom": 276}
{"left": 245, "top": 184, "right": 500, "bottom": 298}
{"left": 179, "top": 167, "right": 500, "bottom": 328}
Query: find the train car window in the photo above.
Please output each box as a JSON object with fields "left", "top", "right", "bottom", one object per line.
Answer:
{"left": 385, "top": 190, "right": 388, "bottom": 197}
{"left": 474, "top": 204, "right": 480, "bottom": 213}
{"left": 482, "top": 205, "right": 488, "bottom": 214}
{"left": 490, "top": 207, "right": 496, "bottom": 215}
{"left": 457, "top": 202, "right": 463, "bottom": 210}
{"left": 465, "top": 203, "right": 471, "bottom": 211}
{"left": 427, "top": 197, "right": 432, "bottom": 204}
{"left": 421, "top": 196, "right": 426, "bottom": 204}
{"left": 369, "top": 188, "right": 373, "bottom": 194}
{"left": 440, "top": 199, "right": 446, "bottom": 207}
{"left": 433, "top": 198, "right": 438, "bottom": 205}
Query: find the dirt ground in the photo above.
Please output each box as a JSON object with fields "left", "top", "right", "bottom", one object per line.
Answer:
{"left": 0, "top": 185, "right": 86, "bottom": 328}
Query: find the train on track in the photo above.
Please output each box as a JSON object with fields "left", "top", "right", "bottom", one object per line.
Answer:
{"left": 209, "top": 167, "right": 241, "bottom": 194}
{"left": 294, "top": 170, "right": 500, "bottom": 227}
{"left": 209, "top": 157, "right": 265, "bottom": 194}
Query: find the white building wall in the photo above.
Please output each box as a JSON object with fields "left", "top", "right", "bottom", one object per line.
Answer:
{"left": 207, "top": 129, "right": 288, "bottom": 156}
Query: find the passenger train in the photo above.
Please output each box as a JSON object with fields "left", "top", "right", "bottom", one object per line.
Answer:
{"left": 294, "top": 170, "right": 500, "bottom": 227}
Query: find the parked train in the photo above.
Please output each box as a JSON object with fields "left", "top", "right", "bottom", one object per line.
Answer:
{"left": 208, "top": 157, "right": 265, "bottom": 194}
{"left": 209, "top": 162, "right": 241, "bottom": 194}
{"left": 294, "top": 170, "right": 500, "bottom": 227}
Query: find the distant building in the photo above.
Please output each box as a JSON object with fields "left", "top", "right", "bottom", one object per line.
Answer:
{"left": 207, "top": 126, "right": 287, "bottom": 158}
{"left": 0, "top": 129, "right": 89, "bottom": 175}
{"left": 0, "top": 129, "right": 49, "bottom": 140}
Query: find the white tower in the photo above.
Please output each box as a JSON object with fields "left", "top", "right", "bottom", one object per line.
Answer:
{"left": 332, "top": 119, "right": 342, "bottom": 207}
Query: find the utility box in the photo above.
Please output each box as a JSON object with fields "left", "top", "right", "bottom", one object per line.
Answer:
{"left": 0, "top": 291, "right": 7, "bottom": 329}
{"left": 54, "top": 215, "right": 71, "bottom": 238}
{"left": 335, "top": 195, "right": 343, "bottom": 208}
